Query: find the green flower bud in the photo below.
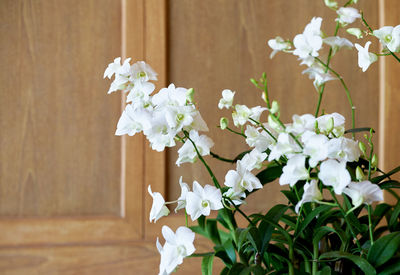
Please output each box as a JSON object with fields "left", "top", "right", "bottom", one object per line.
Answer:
{"left": 186, "top": 88, "right": 195, "bottom": 103}
{"left": 250, "top": 78, "right": 258, "bottom": 86}
{"left": 324, "top": 0, "right": 338, "bottom": 9}
{"left": 347, "top": 28, "right": 363, "bottom": 39}
{"left": 356, "top": 166, "right": 365, "bottom": 181}
{"left": 358, "top": 141, "right": 367, "bottom": 155}
{"left": 270, "top": 100, "right": 280, "bottom": 114}
{"left": 326, "top": 117, "right": 334, "bottom": 133}
{"left": 220, "top": 117, "right": 228, "bottom": 130}
{"left": 371, "top": 154, "right": 378, "bottom": 168}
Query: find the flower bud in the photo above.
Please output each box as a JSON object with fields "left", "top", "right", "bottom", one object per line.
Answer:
{"left": 324, "top": 0, "right": 338, "bottom": 9}
{"left": 356, "top": 166, "right": 365, "bottom": 181}
{"left": 358, "top": 141, "right": 367, "bottom": 155}
{"left": 250, "top": 78, "right": 258, "bottom": 86}
{"left": 371, "top": 154, "right": 378, "bottom": 168}
{"left": 268, "top": 114, "right": 282, "bottom": 132}
{"left": 220, "top": 117, "right": 228, "bottom": 130}
{"left": 186, "top": 88, "right": 195, "bottom": 103}
{"left": 270, "top": 100, "right": 280, "bottom": 114}
{"left": 326, "top": 117, "right": 334, "bottom": 133}
{"left": 347, "top": 28, "right": 363, "bottom": 39}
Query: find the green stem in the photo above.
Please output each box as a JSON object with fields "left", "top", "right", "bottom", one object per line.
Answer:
{"left": 225, "top": 126, "right": 247, "bottom": 138}
{"left": 183, "top": 130, "right": 221, "bottom": 189}
{"left": 315, "top": 22, "right": 340, "bottom": 117}
{"left": 224, "top": 196, "right": 254, "bottom": 226}
{"left": 210, "top": 151, "right": 235, "bottom": 163}
{"left": 312, "top": 240, "right": 319, "bottom": 275}
{"left": 367, "top": 139, "right": 374, "bottom": 180}
{"left": 185, "top": 210, "right": 189, "bottom": 227}
{"left": 249, "top": 118, "right": 277, "bottom": 142}
{"left": 330, "top": 190, "right": 362, "bottom": 251}
{"left": 289, "top": 245, "right": 295, "bottom": 275}
{"left": 314, "top": 57, "right": 356, "bottom": 137}
{"left": 368, "top": 204, "right": 374, "bottom": 246}
{"left": 361, "top": 12, "right": 400, "bottom": 63}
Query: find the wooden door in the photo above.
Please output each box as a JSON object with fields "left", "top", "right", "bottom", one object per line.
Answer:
{"left": 0, "top": 1, "right": 399, "bottom": 274}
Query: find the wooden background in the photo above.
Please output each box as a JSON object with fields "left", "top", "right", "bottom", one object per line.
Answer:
{"left": 0, "top": 0, "right": 398, "bottom": 274}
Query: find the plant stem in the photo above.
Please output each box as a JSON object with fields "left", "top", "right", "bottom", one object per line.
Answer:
{"left": 210, "top": 151, "right": 235, "bottom": 163}
{"left": 249, "top": 118, "right": 277, "bottom": 142}
{"left": 184, "top": 130, "right": 221, "bottom": 189}
{"left": 314, "top": 57, "right": 356, "bottom": 137}
{"left": 367, "top": 204, "right": 374, "bottom": 246}
{"left": 225, "top": 126, "right": 247, "bottom": 137}
{"left": 185, "top": 210, "right": 189, "bottom": 227}
{"left": 315, "top": 22, "right": 340, "bottom": 117}
{"left": 312, "top": 240, "right": 319, "bottom": 275}
{"left": 361, "top": 12, "right": 400, "bottom": 63}
{"left": 330, "top": 190, "right": 362, "bottom": 251}
{"left": 224, "top": 197, "right": 254, "bottom": 226}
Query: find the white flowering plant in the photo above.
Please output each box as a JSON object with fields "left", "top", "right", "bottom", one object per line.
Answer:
{"left": 105, "top": 1, "right": 400, "bottom": 274}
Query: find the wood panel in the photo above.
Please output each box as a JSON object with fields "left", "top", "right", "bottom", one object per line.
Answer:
{"left": 380, "top": 0, "right": 400, "bottom": 203}
{"left": 0, "top": 0, "right": 148, "bottom": 247}
{"left": 0, "top": 0, "right": 121, "bottom": 217}
{"left": 167, "top": 0, "right": 380, "bottom": 213}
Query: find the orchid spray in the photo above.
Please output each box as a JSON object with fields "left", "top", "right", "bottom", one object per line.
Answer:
{"left": 105, "top": 1, "right": 400, "bottom": 274}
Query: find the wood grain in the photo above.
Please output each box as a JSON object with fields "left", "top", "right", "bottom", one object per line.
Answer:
{"left": 380, "top": 0, "right": 400, "bottom": 203}
{"left": 0, "top": 0, "right": 122, "bottom": 217}
{"left": 167, "top": 0, "right": 380, "bottom": 213}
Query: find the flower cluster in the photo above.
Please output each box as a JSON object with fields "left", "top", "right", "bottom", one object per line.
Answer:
{"left": 104, "top": 2, "right": 400, "bottom": 274}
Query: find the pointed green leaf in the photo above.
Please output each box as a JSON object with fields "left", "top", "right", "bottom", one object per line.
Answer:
{"left": 201, "top": 254, "right": 215, "bottom": 275}
{"left": 320, "top": 251, "right": 376, "bottom": 275}
{"left": 367, "top": 232, "right": 400, "bottom": 267}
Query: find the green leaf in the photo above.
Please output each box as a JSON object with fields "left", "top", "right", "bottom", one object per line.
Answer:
{"left": 215, "top": 250, "right": 234, "bottom": 267}
{"left": 227, "top": 263, "right": 247, "bottom": 275}
{"left": 201, "top": 254, "right": 215, "bottom": 275}
{"left": 371, "top": 165, "right": 400, "bottom": 184}
{"left": 389, "top": 200, "right": 400, "bottom": 231}
{"left": 378, "top": 258, "right": 400, "bottom": 275}
{"left": 379, "top": 180, "right": 400, "bottom": 189}
{"left": 256, "top": 164, "right": 282, "bottom": 186}
{"left": 316, "top": 266, "right": 332, "bottom": 275}
{"left": 345, "top": 127, "right": 375, "bottom": 134}
{"left": 258, "top": 204, "right": 288, "bottom": 255}
{"left": 320, "top": 251, "right": 376, "bottom": 275}
{"left": 295, "top": 205, "right": 332, "bottom": 238}
{"left": 368, "top": 232, "right": 400, "bottom": 267}
{"left": 217, "top": 208, "right": 237, "bottom": 230}
{"left": 246, "top": 226, "right": 261, "bottom": 252}
{"left": 198, "top": 215, "right": 206, "bottom": 230}
{"left": 281, "top": 190, "right": 298, "bottom": 205}
{"left": 313, "top": 226, "right": 343, "bottom": 245}
{"left": 190, "top": 225, "right": 208, "bottom": 239}
{"left": 206, "top": 219, "right": 221, "bottom": 245}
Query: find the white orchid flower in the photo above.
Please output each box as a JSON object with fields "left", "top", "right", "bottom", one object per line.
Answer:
{"left": 302, "top": 64, "right": 337, "bottom": 89}
{"left": 373, "top": 25, "right": 400, "bottom": 53}
{"left": 323, "top": 36, "right": 353, "bottom": 55}
{"left": 218, "top": 89, "right": 235, "bottom": 109}
{"left": 240, "top": 149, "right": 267, "bottom": 171}
{"left": 143, "top": 112, "right": 177, "bottom": 152}
{"left": 245, "top": 125, "right": 276, "bottom": 152}
{"left": 268, "top": 133, "right": 301, "bottom": 161}
{"left": 224, "top": 160, "right": 262, "bottom": 193}
{"left": 286, "top": 114, "right": 316, "bottom": 135}
{"left": 327, "top": 137, "right": 361, "bottom": 163}
{"left": 115, "top": 104, "right": 152, "bottom": 136}
{"left": 280, "top": 154, "right": 309, "bottom": 186}
{"left": 295, "top": 180, "right": 323, "bottom": 213}
{"left": 130, "top": 61, "right": 158, "bottom": 83}
{"left": 223, "top": 188, "right": 246, "bottom": 206}
{"left": 268, "top": 36, "right": 292, "bottom": 58}
{"left": 157, "top": 226, "right": 195, "bottom": 275}
{"left": 148, "top": 185, "right": 170, "bottom": 223}
{"left": 293, "top": 17, "right": 323, "bottom": 58}
{"left": 185, "top": 181, "right": 223, "bottom": 221}
{"left": 336, "top": 7, "right": 361, "bottom": 25}
{"left": 355, "top": 42, "right": 378, "bottom": 72}
{"left": 343, "top": 181, "right": 383, "bottom": 208}
{"left": 175, "top": 177, "right": 190, "bottom": 212}
{"left": 303, "top": 134, "right": 329, "bottom": 167}
{"left": 152, "top": 83, "right": 188, "bottom": 107}
{"left": 317, "top": 112, "right": 345, "bottom": 137}
{"left": 318, "top": 159, "right": 351, "bottom": 194}
{"left": 176, "top": 130, "right": 214, "bottom": 166}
